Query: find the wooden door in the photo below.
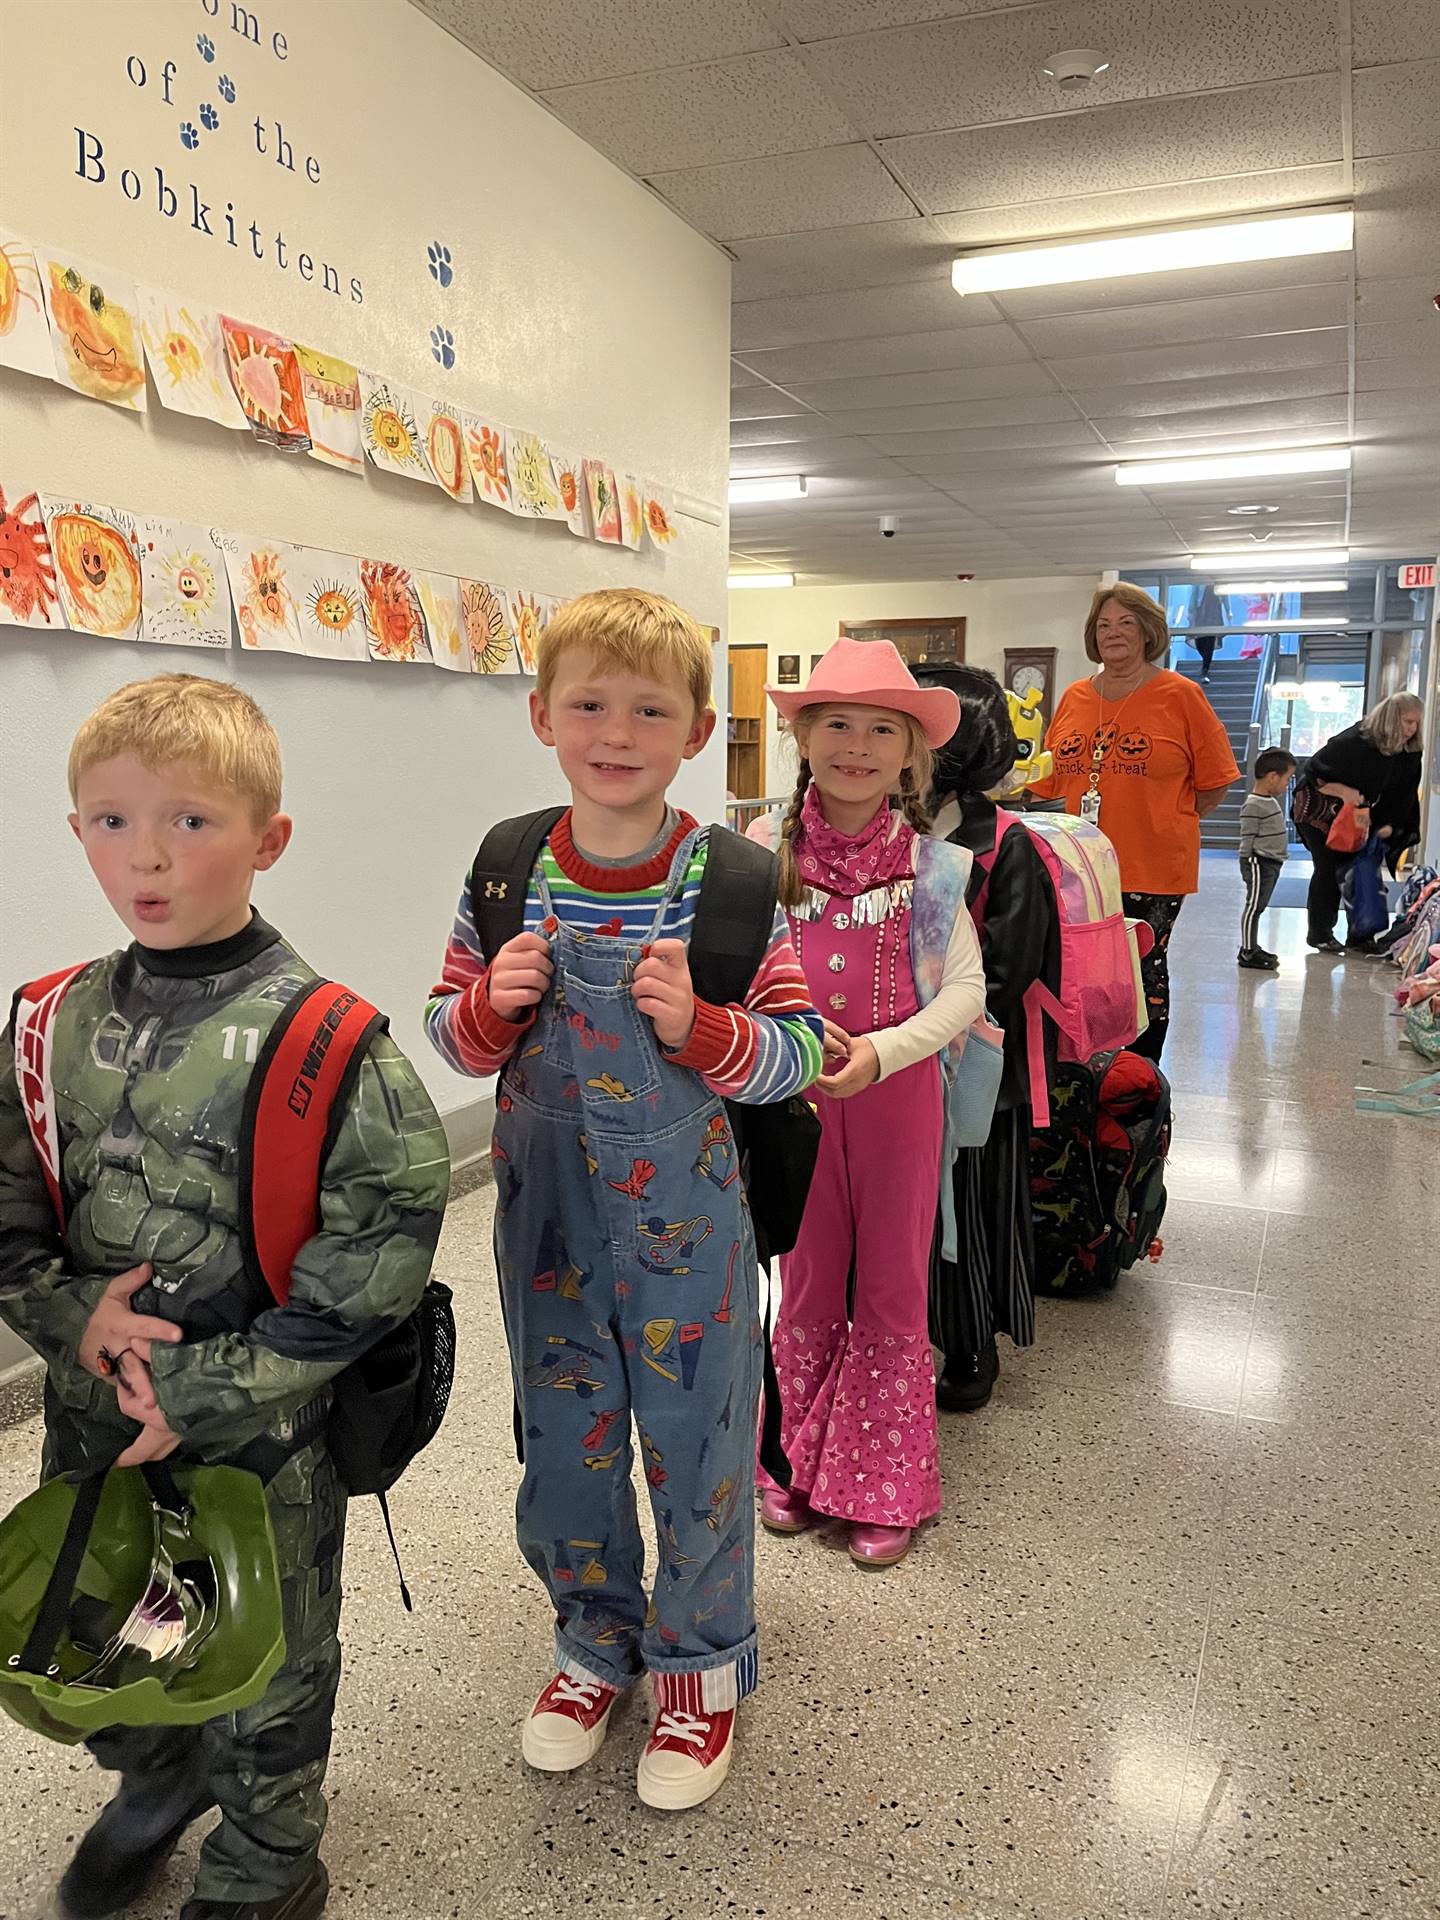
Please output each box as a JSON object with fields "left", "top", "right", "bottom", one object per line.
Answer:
{"left": 727, "top": 646, "right": 767, "bottom": 801}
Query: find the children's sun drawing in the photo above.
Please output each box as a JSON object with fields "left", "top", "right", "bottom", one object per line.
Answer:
{"left": 308, "top": 580, "right": 360, "bottom": 634}
{"left": 0, "top": 488, "right": 58, "bottom": 626}
{"left": 462, "top": 581, "right": 514, "bottom": 674}
{"left": 158, "top": 547, "right": 219, "bottom": 621}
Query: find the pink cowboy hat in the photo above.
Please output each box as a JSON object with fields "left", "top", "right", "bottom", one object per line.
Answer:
{"left": 764, "top": 637, "right": 960, "bottom": 748}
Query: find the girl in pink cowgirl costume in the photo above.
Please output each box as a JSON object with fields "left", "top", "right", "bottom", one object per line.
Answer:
{"left": 749, "top": 640, "right": 986, "bottom": 1567}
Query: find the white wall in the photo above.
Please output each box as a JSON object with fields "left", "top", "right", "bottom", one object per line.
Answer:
{"left": 0, "top": 0, "right": 731, "bottom": 1088}
{"left": 0, "top": 0, "right": 731, "bottom": 1380}
{"left": 728, "top": 575, "right": 1099, "bottom": 793}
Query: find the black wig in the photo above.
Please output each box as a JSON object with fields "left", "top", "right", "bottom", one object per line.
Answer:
{"left": 916, "top": 665, "right": 1020, "bottom": 799}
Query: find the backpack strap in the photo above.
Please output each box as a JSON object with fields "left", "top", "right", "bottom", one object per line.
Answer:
{"left": 469, "top": 807, "right": 567, "bottom": 963}
{"left": 11, "top": 964, "right": 91, "bottom": 1236}
{"left": 240, "top": 981, "right": 387, "bottom": 1307}
{"left": 688, "top": 825, "right": 779, "bottom": 1009}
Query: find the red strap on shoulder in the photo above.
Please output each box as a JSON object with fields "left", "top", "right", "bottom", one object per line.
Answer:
{"left": 241, "top": 981, "right": 386, "bottom": 1307}
{"left": 12, "top": 964, "right": 91, "bottom": 1237}
{"left": 971, "top": 807, "right": 1024, "bottom": 925}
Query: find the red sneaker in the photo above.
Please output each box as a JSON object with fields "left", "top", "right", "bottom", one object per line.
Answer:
{"left": 636, "top": 1705, "right": 735, "bottom": 1809}
{"left": 521, "top": 1672, "right": 620, "bottom": 1772}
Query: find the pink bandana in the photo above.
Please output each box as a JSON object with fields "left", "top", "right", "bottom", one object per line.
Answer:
{"left": 795, "top": 785, "right": 915, "bottom": 899}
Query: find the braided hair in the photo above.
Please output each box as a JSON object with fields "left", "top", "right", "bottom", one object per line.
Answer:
{"left": 776, "top": 754, "right": 813, "bottom": 909}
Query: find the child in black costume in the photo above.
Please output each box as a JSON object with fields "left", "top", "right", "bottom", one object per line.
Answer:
{"left": 924, "top": 668, "right": 1060, "bottom": 1410}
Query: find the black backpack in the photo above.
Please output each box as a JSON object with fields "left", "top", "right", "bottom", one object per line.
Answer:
{"left": 469, "top": 809, "right": 821, "bottom": 1484}
{"left": 1028, "top": 1049, "right": 1171, "bottom": 1296}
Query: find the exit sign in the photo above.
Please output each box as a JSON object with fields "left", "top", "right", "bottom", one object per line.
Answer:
{"left": 1397, "top": 564, "right": 1435, "bottom": 589}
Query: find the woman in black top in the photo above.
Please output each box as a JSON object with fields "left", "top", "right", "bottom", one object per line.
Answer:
{"left": 923, "top": 668, "right": 1061, "bottom": 1411}
{"left": 1295, "top": 691, "right": 1424, "bottom": 952}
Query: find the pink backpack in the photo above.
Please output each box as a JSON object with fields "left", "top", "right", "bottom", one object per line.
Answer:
{"left": 974, "top": 810, "right": 1152, "bottom": 1128}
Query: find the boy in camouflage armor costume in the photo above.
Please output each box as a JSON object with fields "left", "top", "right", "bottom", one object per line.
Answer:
{"left": 0, "top": 676, "right": 450, "bottom": 1920}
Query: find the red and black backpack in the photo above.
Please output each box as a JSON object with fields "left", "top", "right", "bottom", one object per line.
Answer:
{"left": 12, "top": 967, "right": 455, "bottom": 1602}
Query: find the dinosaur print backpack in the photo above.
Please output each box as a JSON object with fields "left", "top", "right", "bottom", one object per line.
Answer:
{"left": 1029, "top": 1048, "right": 1171, "bottom": 1295}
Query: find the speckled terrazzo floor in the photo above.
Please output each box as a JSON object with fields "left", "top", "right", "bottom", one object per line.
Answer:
{"left": 2, "top": 857, "right": 1436, "bottom": 1919}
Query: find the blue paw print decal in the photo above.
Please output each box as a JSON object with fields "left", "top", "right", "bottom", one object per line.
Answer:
{"left": 200, "top": 102, "right": 220, "bottom": 131}
{"left": 218, "top": 74, "right": 236, "bottom": 103}
{"left": 180, "top": 121, "right": 200, "bottom": 150}
{"left": 430, "top": 326, "right": 456, "bottom": 371}
{"left": 197, "top": 32, "right": 215, "bottom": 60}
{"left": 427, "top": 242, "right": 454, "bottom": 288}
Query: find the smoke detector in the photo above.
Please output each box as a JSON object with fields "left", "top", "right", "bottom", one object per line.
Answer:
{"left": 1043, "top": 48, "right": 1112, "bottom": 90}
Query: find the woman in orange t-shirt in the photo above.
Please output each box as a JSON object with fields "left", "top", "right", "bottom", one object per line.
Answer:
{"left": 1029, "top": 583, "right": 1239, "bottom": 1062}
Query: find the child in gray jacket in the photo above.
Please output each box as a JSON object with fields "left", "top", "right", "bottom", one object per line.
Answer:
{"left": 1238, "top": 748, "right": 1297, "bottom": 970}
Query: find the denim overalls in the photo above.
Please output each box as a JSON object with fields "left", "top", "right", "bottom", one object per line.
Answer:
{"left": 492, "top": 833, "right": 760, "bottom": 1710}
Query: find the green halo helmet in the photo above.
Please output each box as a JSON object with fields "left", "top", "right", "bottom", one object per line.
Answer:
{"left": 0, "top": 1462, "right": 284, "bottom": 1744}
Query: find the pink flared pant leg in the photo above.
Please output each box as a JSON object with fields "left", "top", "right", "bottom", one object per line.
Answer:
{"left": 768, "top": 1055, "right": 943, "bottom": 1527}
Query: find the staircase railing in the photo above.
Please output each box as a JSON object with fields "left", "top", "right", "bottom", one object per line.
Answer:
{"left": 1244, "top": 632, "right": 1281, "bottom": 776}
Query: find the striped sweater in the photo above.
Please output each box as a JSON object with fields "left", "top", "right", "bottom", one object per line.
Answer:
{"left": 426, "top": 810, "right": 824, "bottom": 1102}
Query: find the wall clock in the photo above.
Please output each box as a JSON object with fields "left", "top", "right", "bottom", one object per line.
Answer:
{"left": 1003, "top": 647, "right": 1057, "bottom": 733}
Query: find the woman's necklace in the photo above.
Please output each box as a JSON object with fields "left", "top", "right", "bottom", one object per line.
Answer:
{"left": 1082, "top": 667, "right": 1155, "bottom": 825}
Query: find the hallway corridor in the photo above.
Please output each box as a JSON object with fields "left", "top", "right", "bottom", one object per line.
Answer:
{"left": 2, "top": 862, "right": 1434, "bottom": 1920}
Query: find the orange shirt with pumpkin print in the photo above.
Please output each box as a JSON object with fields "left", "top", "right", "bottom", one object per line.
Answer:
{"left": 1028, "top": 671, "right": 1239, "bottom": 897}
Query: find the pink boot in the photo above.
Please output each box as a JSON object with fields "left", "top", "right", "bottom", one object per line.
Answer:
{"left": 760, "top": 1486, "right": 817, "bottom": 1534}
{"left": 849, "top": 1523, "right": 912, "bottom": 1568}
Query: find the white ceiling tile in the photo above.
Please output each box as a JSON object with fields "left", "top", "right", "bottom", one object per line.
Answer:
{"left": 734, "top": 323, "right": 1039, "bottom": 385}
{"left": 1352, "top": 0, "right": 1436, "bottom": 66}
{"left": 542, "top": 50, "right": 855, "bottom": 173}
{"left": 729, "top": 439, "right": 898, "bottom": 471}
{"left": 414, "top": 0, "right": 785, "bottom": 87}
{"left": 867, "top": 421, "right": 1102, "bottom": 456}
{"left": 934, "top": 165, "right": 1348, "bottom": 249}
{"left": 1354, "top": 278, "right": 1440, "bottom": 327}
{"left": 799, "top": 0, "right": 1342, "bottom": 141}
{"left": 1069, "top": 365, "right": 1349, "bottom": 418}
{"left": 728, "top": 221, "right": 945, "bottom": 301}
{"left": 1354, "top": 155, "right": 1440, "bottom": 282}
{"left": 1087, "top": 395, "right": 1351, "bottom": 441}
{"left": 729, "top": 387, "right": 820, "bottom": 420}
{"left": 1356, "top": 389, "right": 1440, "bottom": 422}
{"left": 897, "top": 447, "right": 1108, "bottom": 478}
{"left": 731, "top": 415, "right": 886, "bottom": 446}
{"left": 835, "top": 395, "right": 1085, "bottom": 433}
{"left": 650, "top": 146, "right": 916, "bottom": 241}
{"left": 774, "top": 0, "right": 1036, "bottom": 35}
{"left": 1017, "top": 286, "right": 1351, "bottom": 359}
{"left": 1353, "top": 59, "right": 1440, "bottom": 161}
{"left": 883, "top": 78, "right": 1341, "bottom": 213}
{"left": 1356, "top": 357, "right": 1440, "bottom": 391}
{"left": 732, "top": 280, "right": 1001, "bottom": 352}
{"left": 1357, "top": 322, "right": 1440, "bottom": 364}
{"left": 784, "top": 364, "right": 1064, "bottom": 411}
{"left": 1049, "top": 330, "right": 1347, "bottom": 391}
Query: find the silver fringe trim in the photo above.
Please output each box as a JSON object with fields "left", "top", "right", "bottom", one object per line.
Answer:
{"left": 790, "top": 880, "right": 913, "bottom": 926}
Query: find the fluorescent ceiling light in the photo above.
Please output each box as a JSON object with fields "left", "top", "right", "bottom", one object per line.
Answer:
{"left": 1215, "top": 580, "right": 1348, "bottom": 594}
{"left": 728, "top": 572, "right": 795, "bottom": 590}
{"left": 1242, "top": 616, "right": 1348, "bottom": 627}
{"left": 1190, "top": 549, "right": 1349, "bottom": 570}
{"left": 1116, "top": 447, "right": 1351, "bottom": 487}
{"left": 952, "top": 208, "right": 1353, "bottom": 295}
{"left": 729, "top": 475, "right": 806, "bottom": 505}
